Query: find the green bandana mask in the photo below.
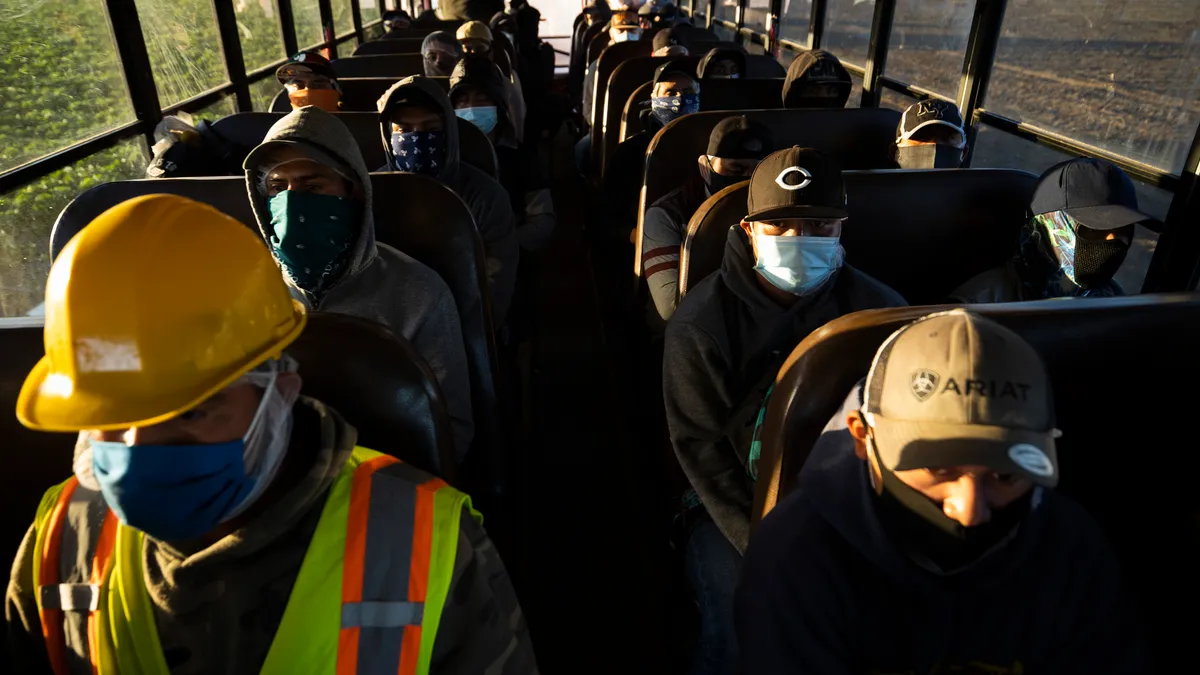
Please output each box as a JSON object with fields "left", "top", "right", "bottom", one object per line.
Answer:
{"left": 267, "top": 190, "right": 357, "bottom": 294}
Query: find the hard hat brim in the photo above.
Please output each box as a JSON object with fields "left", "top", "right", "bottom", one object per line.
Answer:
{"left": 16, "top": 300, "right": 307, "bottom": 432}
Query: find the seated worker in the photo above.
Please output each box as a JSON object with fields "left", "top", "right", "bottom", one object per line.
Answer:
{"left": 738, "top": 309, "right": 1144, "bottom": 673}
{"left": 451, "top": 55, "right": 556, "bottom": 251}
{"left": 5, "top": 194, "right": 537, "bottom": 674}
{"left": 438, "top": 0, "right": 504, "bottom": 22}
{"left": 378, "top": 77, "right": 520, "bottom": 325}
{"left": 276, "top": 51, "right": 341, "bottom": 112}
{"left": 664, "top": 147, "right": 905, "bottom": 674}
{"left": 457, "top": 20, "right": 527, "bottom": 143}
{"left": 781, "top": 49, "right": 852, "bottom": 109}
{"left": 244, "top": 106, "right": 474, "bottom": 462}
{"left": 893, "top": 99, "right": 968, "bottom": 169}
{"left": 601, "top": 61, "right": 700, "bottom": 227}
{"left": 652, "top": 24, "right": 691, "bottom": 57}
{"left": 423, "top": 31, "right": 463, "bottom": 77}
{"left": 697, "top": 46, "right": 747, "bottom": 80}
{"left": 643, "top": 116, "right": 774, "bottom": 321}
{"left": 950, "top": 158, "right": 1147, "bottom": 303}
{"left": 382, "top": 8, "right": 412, "bottom": 34}
{"left": 639, "top": 0, "right": 680, "bottom": 32}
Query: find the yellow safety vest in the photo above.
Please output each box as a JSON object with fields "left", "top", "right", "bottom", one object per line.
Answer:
{"left": 31, "top": 446, "right": 480, "bottom": 675}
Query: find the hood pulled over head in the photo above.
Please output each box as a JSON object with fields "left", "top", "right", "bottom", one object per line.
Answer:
{"left": 377, "top": 75, "right": 461, "bottom": 179}
{"left": 783, "top": 49, "right": 852, "bottom": 108}
{"left": 697, "top": 46, "right": 746, "bottom": 79}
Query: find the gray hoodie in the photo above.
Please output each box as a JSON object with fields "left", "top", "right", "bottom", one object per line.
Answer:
{"left": 243, "top": 107, "right": 474, "bottom": 462}
{"left": 378, "top": 76, "right": 520, "bottom": 325}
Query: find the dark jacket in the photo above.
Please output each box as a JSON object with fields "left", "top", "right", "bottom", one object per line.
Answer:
{"left": 736, "top": 387, "right": 1145, "bottom": 674}
{"left": 663, "top": 227, "right": 906, "bottom": 553}
{"left": 379, "top": 76, "right": 520, "bottom": 324}
{"left": 950, "top": 220, "right": 1124, "bottom": 303}
{"left": 438, "top": 0, "right": 503, "bottom": 21}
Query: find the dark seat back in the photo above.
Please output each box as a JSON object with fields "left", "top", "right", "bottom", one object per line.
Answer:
{"left": 379, "top": 27, "right": 439, "bottom": 39}
{"left": 588, "top": 40, "right": 651, "bottom": 131}
{"left": 570, "top": 21, "right": 607, "bottom": 102}
{"left": 751, "top": 295, "right": 1200, "bottom": 671}
{"left": 209, "top": 112, "right": 494, "bottom": 178}
{"left": 332, "top": 54, "right": 426, "bottom": 78}
{"left": 353, "top": 37, "right": 426, "bottom": 55}
{"left": 50, "top": 174, "right": 501, "bottom": 481}
{"left": 678, "top": 169, "right": 1038, "bottom": 304}
{"left": 598, "top": 55, "right": 699, "bottom": 177}
{"left": 269, "top": 77, "right": 451, "bottom": 113}
{"left": 634, "top": 107, "right": 901, "bottom": 276}
{"left": 620, "top": 78, "right": 785, "bottom": 142}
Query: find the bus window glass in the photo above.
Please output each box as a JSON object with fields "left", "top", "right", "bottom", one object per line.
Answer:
{"left": 987, "top": 0, "right": 1200, "bottom": 174}
{"left": 880, "top": 88, "right": 920, "bottom": 112}
{"left": 187, "top": 95, "right": 237, "bottom": 121}
{"left": 886, "top": 0, "right": 972, "bottom": 97}
{"left": 778, "top": 46, "right": 799, "bottom": 68}
{"left": 134, "top": 0, "right": 227, "bottom": 107}
{"left": 712, "top": 23, "right": 737, "bottom": 42}
{"left": 846, "top": 72, "right": 863, "bottom": 108}
{"left": 744, "top": 0, "right": 770, "bottom": 33}
{"left": 971, "top": 125, "right": 1163, "bottom": 293}
{"left": 2, "top": 0, "right": 135, "bottom": 173}
{"left": 292, "top": 0, "right": 326, "bottom": 48}
{"left": 780, "top": 0, "right": 811, "bottom": 45}
{"left": 238, "top": 0, "right": 286, "bottom": 73}
{"left": 331, "top": 0, "right": 354, "bottom": 38}
{"left": 711, "top": 0, "right": 735, "bottom": 28}
{"left": 823, "top": 0, "right": 875, "bottom": 67}
{"left": 0, "top": 140, "right": 146, "bottom": 318}
{"left": 251, "top": 77, "right": 284, "bottom": 111}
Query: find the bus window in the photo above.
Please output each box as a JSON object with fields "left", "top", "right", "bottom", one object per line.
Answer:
{"left": 987, "top": 0, "right": 1200, "bottom": 175}
{"left": 886, "top": 0, "right": 974, "bottom": 98}
{"left": 238, "top": 0, "right": 288, "bottom": 73}
{"left": 822, "top": 0, "right": 875, "bottom": 68}
{"left": 134, "top": 0, "right": 226, "bottom": 107}
{"left": 292, "top": 0, "right": 326, "bottom": 48}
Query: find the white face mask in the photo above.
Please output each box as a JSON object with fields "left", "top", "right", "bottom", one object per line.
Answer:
{"left": 611, "top": 28, "right": 641, "bottom": 42}
{"left": 752, "top": 234, "right": 845, "bottom": 296}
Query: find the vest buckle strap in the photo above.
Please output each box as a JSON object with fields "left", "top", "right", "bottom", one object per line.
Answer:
{"left": 341, "top": 600, "right": 425, "bottom": 629}
{"left": 39, "top": 583, "right": 100, "bottom": 612}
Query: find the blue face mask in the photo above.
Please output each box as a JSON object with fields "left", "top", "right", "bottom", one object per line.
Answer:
{"left": 455, "top": 106, "right": 498, "bottom": 135}
{"left": 752, "top": 234, "right": 844, "bottom": 296}
{"left": 267, "top": 190, "right": 357, "bottom": 294}
{"left": 390, "top": 130, "right": 447, "bottom": 176}
{"left": 90, "top": 440, "right": 257, "bottom": 541}
{"left": 651, "top": 93, "right": 700, "bottom": 126}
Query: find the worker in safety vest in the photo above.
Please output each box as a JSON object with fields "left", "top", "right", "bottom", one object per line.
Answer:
{"left": 4, "top": 195, "right": 538, "bottom": 675}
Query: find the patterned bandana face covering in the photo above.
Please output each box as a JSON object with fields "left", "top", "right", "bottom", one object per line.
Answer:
{"left": 389, "top": 130, "right": 447, "bottom": 175}
{"left": 650, "top": 93, "right": 700, "bottom": 126}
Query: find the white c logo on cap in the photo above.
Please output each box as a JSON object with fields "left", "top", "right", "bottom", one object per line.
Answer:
{"left": 1007, "top": 444, "right": 1055, "bottom": 478}
{"left": 775, "top": 166, "right": 812, "bottom": 191}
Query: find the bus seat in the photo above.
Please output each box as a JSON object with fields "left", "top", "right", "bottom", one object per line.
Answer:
{"left": 635, "top": 107, "right": 901, "bottom": 277}
{"left": 570, "top": 21, "right": 607, "bottom": 103}
{"left": 379, "top": 27, "right": 439, "bottom": 39}
{"left": 52, "top": 174, "right": 504, "bottom": 495}
{"left": 749, "top": 295, "right": 1200, "bottom": 669}
{"left": 0, "top": 320, "right": 75, "bottom": 572}
{"left": 677, "top": 169, "right": 1038, "bottom": 304}
{"left": 291, "top": 312, "right": 456, "bottom": 481}
{"left": 269, "top": 77, "right": 451, "bottom": 113}
{"left": 597, "top": 55, "right": 699, "bottom": 179}
{"left": 620, "top": 78, "right": 785, "bottom": 145}
{"left": 588, "top": 40, "right": 652, "bottom": 130}
{"left": 353, "top": 37, "right": 425, "bottom": 56}
{"left": 209, "top": 112, "right": 494, "bottom": 179}
{"left": 746, "top": 55, "right": 787, "bottom": 78}
{"left": 332, "top": 54, "right": 426, "bottom": 79}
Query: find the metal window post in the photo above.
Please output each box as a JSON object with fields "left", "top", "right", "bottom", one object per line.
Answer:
{"left": 766, "top": 0, "right": 782, "bottom": 57}
{"left": 807, "top": 0, "right": 827, "bottom": 50}
{"left": 104, "top": 0, "right": 163, "bottom": 151}
{"left": 351, "top": 0, "right": 365, "bottom": 42}
{"left": 1143, "top": 123, "right": 1200, "bottom": 292}
{"left": 956, "top": 0, "right": 1007, "bottom": 165}
{"left": 860, "top": 0, "right": 896, "bottom": 108}
{"left": 319, "top": 0, "right": 338, "bottom": 58}
{"left": 212, "top": 0, "right": 253, "bottom": 112}
{"left": 707, "top": 0, "right": 715, "bottom": 30}
{"left": 735, "top": 0, "right": 745, "bottom": 43}
{"left": 278, "top": 0, "right": 300, "bottom": 55}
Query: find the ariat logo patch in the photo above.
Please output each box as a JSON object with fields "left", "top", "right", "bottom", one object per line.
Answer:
{"left": 910, "top": 369, "right": 939, "bottom": 402}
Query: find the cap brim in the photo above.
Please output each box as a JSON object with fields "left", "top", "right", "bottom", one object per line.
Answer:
{"left": 16, "top": 301, "right": 307, "bottom": 432}
{"left": 1063, "top": 204, "right": 1148, "bottom": 231}
{"left": 871, "top": 415, "right": 1059, "bottom": 487}
{"left": 243, "top": 139, "right": 349, "bottom": 178}
{"left": 899, "top": 119, "right": 965, "bottom": 143}
{"left": 746, "top": 204, "right": 848, "bottom": 222}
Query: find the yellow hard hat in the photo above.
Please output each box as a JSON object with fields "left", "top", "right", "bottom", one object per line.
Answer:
{"left": 456, "top": 21, "right": 493, "bottom": 44}
{"left": 17, "top": 194, "right": 307, "bottom": 432}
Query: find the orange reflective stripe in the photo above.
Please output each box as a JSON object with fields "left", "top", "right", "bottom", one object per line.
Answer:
{"left": 87, "top": 512, "right": 118, "bottom": 675}
{"left": 408, "top": 479, "right": 447, "bottom": 604}
{"left": 39, "top": 477, "right": 78, "bottom": 675}
{"left": 398, "top": 624, "right": 422, "bottom": 675}
{"left": 337, "top": 454, "right": 400, "bottom": 675}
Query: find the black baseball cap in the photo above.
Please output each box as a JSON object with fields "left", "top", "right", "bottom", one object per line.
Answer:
{"left": 276, "top": 51, "right": 336, "bottom": 85}
{"left": 897, "top": 99, "right": 965, "bottom": 144}
{"left": 1031, "top": 158, "right": 1148, "bottom": 230}
{"left": 746, "top": 146, "right": 847, "bottom": 221}
{"left": 707, "top": 116, "right": 772, "bottom": 160}
{"left": 653, "top": 60, "right": 697, "bottom": 87}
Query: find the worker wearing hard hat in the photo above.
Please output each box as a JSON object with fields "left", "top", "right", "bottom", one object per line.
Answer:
{"left": 4, "top": 195, "right": 538, "bottom": 674}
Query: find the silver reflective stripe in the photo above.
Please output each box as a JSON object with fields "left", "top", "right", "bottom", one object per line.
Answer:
{"left": 341, "top": 601, "right": 425, "bottom": 629}
{"left": 39, "top": 584, "right": 99, "bottom": 612}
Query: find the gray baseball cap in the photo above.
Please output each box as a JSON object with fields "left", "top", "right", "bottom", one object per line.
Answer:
{"left": 862, "top": 309, "right": 1061, "bottom": 487}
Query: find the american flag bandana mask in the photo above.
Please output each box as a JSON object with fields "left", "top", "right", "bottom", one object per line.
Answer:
{"left": 389, "top": 130, "right": 446, "bottom": 176}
